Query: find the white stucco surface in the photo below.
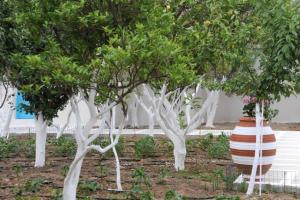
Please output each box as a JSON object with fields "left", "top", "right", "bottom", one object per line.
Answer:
{"left": 2, "top": 90, "right": 300, "bottom": 130}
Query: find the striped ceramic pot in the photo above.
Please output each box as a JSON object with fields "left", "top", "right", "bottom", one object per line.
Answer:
{"left": 230, "top": 117, "right": 276, "bottom": 178}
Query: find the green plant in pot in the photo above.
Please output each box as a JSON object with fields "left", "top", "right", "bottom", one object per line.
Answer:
{"left": 242, "top": 95, "right": 278, "bottom": 122}
{"left": 229, "top": 94, "right": 278, "bottom": 185}
{"left": 225, "top": 0, "right": 300, "bottom": 195}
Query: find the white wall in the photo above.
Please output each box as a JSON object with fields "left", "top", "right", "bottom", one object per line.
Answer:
{"left": 213, "top": 93, "right": 300, "bottom": 123}
{"left": 5, "top": 91, "right": 300, "bottom": 131}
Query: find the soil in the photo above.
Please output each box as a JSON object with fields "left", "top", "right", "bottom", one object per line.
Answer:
{"left": 0, "top": 135, "right": 298, "bottom": 200}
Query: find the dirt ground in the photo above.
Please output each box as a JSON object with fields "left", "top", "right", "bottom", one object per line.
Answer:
{"left": 0, "top": 135, "right": 298, "bottom": 200}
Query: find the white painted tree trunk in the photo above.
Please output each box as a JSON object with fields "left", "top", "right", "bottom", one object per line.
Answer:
{"left": 34, "top": 113, "right": 48, "bottom": 167}
{"left": 0, "top": 100, "right": 15, "bottom": 138}
{"left": 110, "top": 106, "right": 122, "bottom": 191}
{"left": 205, "top": 90, "right": 220, "bottom": 128}
{"left": 63, "top": 144, "right": 85, "bottom": 200}
{"left": 128, "top": 95, "right": 139, "bottom": 128}
{"left": 172, "top": 135, "right": 186, "bottom": 171}
{"left": 62, "top": 92, "right": 122, "bottom": 200}
{"left": 0, "top": 89, "right": 16, "bottom": 138}
{"left": 1, "top": 107, "right": 14, "bottom": 138}
{"left": 143, "top": 84, "right": 215, "bottom": 171}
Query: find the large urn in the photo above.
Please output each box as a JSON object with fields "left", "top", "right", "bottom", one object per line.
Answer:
{"left": 230, "top": 117, "right": 276, "bottom": 179}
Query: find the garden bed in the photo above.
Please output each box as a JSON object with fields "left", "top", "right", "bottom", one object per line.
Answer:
{"left": 0, "top": 134, "right": 297, "bottom": 200}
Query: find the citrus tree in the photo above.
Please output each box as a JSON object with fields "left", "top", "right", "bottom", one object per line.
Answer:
{"left": 11, "top": 42, "right": 78, "bottom": 167}
{"left": 226, "top": 0, "right": 300, "bottom": 101}
{"left": 8, "top": 1, "right": 194, "bottom": 199}
{"left": 223, "top": 0, "right": 300, "bottom": 195}
{"left": 0, "top": 1, "right": 26, "bottom": 137}
{"left": 135, "top": 0, "right": 259, "bottom": 171}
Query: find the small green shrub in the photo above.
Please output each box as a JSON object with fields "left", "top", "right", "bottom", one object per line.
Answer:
{"left": 159, "top": 140, "right": 173, "bottom": 155}
{"left": 207, "top": 133, "right": 229, "bottom": 159}
{"left": 186, "top": 139, "right": 196, "bottom": 152}
{"left": 199, "top": 133, "right": 213, "bottom": 150}
{"left": 198, "top": 133, "right": 230, "bottom": 159}
{"left": 21, "top": 138, "right": 35, "bottom": 158}
{"left": 24, "top": 177, "right": 45, "bottom": 193}
{"left": 128, "top": 167, "right": 154, "bottom": 200}
{"left": 164, "top": 190, "right": 185, "bottom": 200}
{"left": 0, "top": 137, "right": 18, "bottom": 159}
{"left": 51, "top": 189, "right": 63, "bottom": 200}
{"left": 52, "top": 136, "right": 76, "bottom": 157}
{"left": 11, "top": 185, "right": 23, "bottom": 196}
{"left": 211, "top": 168, "right": 224, "bottom": 191}
{"left": 157, "top": 166, "right": 170, "bottom": 184}
{"left": 132, "top": 167, "right": 151, "bottom": 187}
{"left": 13, "top": 164, "right": 23, "bottom": 176}
{"left": 78, "top": 180, "right": 99, "bottom": 193}
{"left": 223, "top": 167, "right": 238, "bottom": 191}
{"left": 237, "top": 180, "right": 247, "bottom": 193}
{"left": 178, "top": 170, "right": 196, "bottom": 179}
{"left": 134, "top": 136, "right": 156, "bottom": 158}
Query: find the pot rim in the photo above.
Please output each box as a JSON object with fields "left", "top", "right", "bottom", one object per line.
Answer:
{"left": 239, "top": 116, "right": 270, "bottom": 126}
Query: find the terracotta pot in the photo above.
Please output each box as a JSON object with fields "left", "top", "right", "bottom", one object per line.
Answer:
{"left": 230, "top": 117, "right": 276, "bottom": 178}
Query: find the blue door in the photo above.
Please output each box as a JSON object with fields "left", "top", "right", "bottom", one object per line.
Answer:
{"left": 16, "top": 91, "right": 34, "bottom": 119}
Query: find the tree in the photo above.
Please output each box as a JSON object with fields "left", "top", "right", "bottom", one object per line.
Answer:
{"left": 11, "top": 42, "right": 78, "bottom": 167}
{"left": 0, "top": 0, "right": 28, "bottom": 137}
{"left": 131, "top": 0, "right": 258, "bottom": 170}
{"left": 223, "top": 0, "right": 300, "bottom": 195}
{"left": 169, "top": 0, "right": 257, "bottom": 127}
{"left": 9, "top": 1, "right": 195, "bottom": 199}
{"left": 142, "top": 83, "right": 216, "bottom": 171}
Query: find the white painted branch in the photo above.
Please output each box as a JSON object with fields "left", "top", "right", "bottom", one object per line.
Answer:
{"left": 82, "top": 90, "right": 98, "bottom": 138}
{"left": 134, "top": 93, "right": 155, "bottom": 135}
{"left": 205, "top": 90, "right": 220, "bottom": 128}
{"left": 55, "top": 107, "right": 73, "bottom": 139}
{"left": 184, "top": 91, "right": 215, "bottom": 134}
{"left": 70, "top": 97, "right": 85, "bottom": 143}
{"left": 183, "top": 90, "right": 192, "bottom": 125}
{"left": 86, "top": 102, "right": 115, "bottom": 145}
{"left": 246, "top": 103, "right": 262, "bottom": 195}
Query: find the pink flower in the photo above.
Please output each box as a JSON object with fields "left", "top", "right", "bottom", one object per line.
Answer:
{"left": 251, "top": 96, "right": 257, "bottom": 103}
{"left": 243, "top": 96, "right": 251, "bottom": 105}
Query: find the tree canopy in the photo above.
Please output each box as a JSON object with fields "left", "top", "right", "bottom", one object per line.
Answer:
{"left": 4, "top": 0, "right": 300, "bottom": 115}
{"left": 225, "top": 0, "right": 300, "bottom": 101}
